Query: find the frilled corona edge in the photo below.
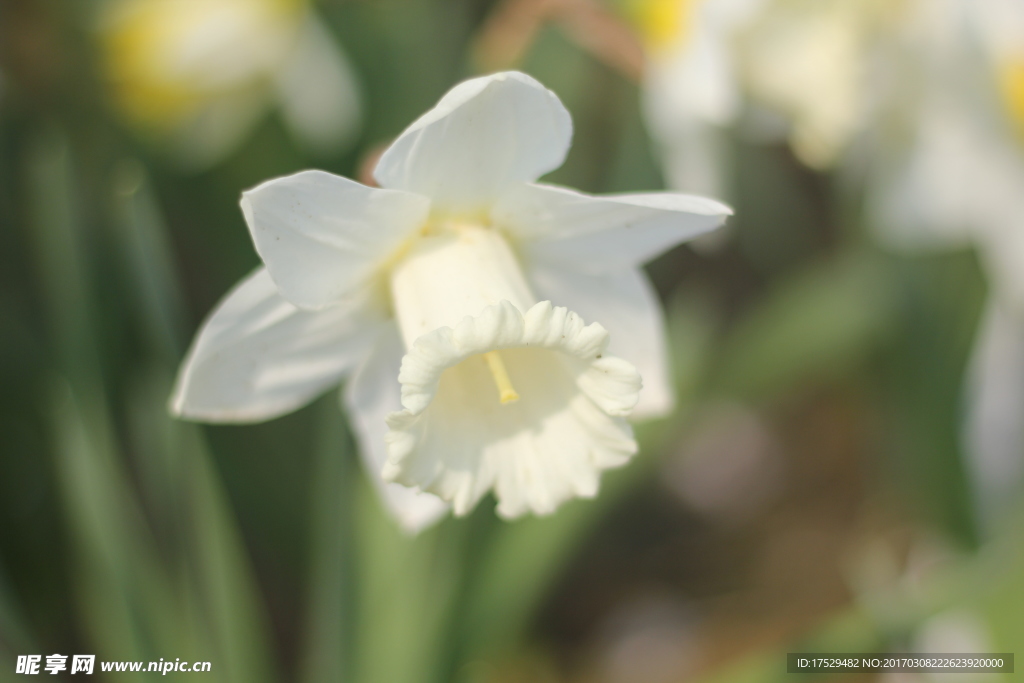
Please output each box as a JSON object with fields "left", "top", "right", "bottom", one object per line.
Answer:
{"left": 382, "top": 300, "right": 642, "bottom": 519}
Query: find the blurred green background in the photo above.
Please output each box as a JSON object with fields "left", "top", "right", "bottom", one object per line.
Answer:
{"left": 0, "top": 0, "right": 1022, "bottom": 681}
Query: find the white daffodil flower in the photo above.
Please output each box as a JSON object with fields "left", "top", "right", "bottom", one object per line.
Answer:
{"left": 97, "top": 0, "right": 361, "bottom": 169}
{"left": 170, "top": 71, "right": 731, "bottom": 531}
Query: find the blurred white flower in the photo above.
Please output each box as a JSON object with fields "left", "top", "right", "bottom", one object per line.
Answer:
{"left": 964, "top": 301, "right": 1024, "bottom": 525}
{"left": 914, "top": 609, "right": 995, "bottom": 683}
{"left": 637, "top": 0, "right": 891, "bottom": 193}
{"left": 740, "top": 0, "right": 888, "bottom": 169}
{"left": 948, "top": 0, "right": 1024, "bottom": 309}
{"left": 962, "top": 0, "right": 1024, "bottom": 525}
{"left": 975, "top": 0, "right": 1024, "bottom": 142}
{"left": 866, "top": 0, "right": 1023, "bottom": 252}
{"left": 878, "top": 609, "right": 995, "bottom": 683}
{"left": 634, "top": 0, "right": 765, "bottom": 196}
{"left": 98, "top": 0, "right": 361, "bottom": 169}
{"left": 170, "top": 71, "right": 731, "bottom": 530}
{"left": 863, "top": 0, "right": 1024, "bottom": 525}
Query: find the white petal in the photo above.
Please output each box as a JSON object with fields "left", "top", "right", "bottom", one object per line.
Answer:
{"left": 241, "top": 170, "right": 430, "bottom": 309}
{"left": 383, "top": 301, "right": 640, "bottom": 518}
{"left": 343, "top": 323, "right": 450, "bottom": 534}
{"left": 529, "top": 266, "right": 673, "bottom": 419}
{"left": 493, "top": 183, "right": 731, "bottom": 272}
{"left": 373, "top": 72, "right": 572, "bottom": 212}
{"left": 170, "top": 267, "right": 383, "bottom": 422}
{"left": 273, "top": 13, "right": 361, "bottom": 153}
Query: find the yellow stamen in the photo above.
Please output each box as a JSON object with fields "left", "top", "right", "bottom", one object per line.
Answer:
{"left": 483, "top": 351, "right": 519, "bottom": 404}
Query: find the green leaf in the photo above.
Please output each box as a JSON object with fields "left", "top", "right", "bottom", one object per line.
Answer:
{"left": 977, "top": 508, "right": 1024, "bottom": 652}
{"left": 0, "top": 566, "right": 35, "bottom": 683}
{"left": 299, "top": 398, "right": 356, "bottom": 683}
{"left": 350, "top": 484, "right": 467, "bottom": 683}
{"left": 711, "top": 251, "right": 897, "bottom": 401}
{"left": 113, "top": 161, "right": 279, "bottom": 682}
{"left": 29, "top": 127, "right": 185, "bottom": 675}
{"left": 49, "top": 379, "right": 185, "bottom": 678}
{"left": 29, "top": 127, "right": 277, "bottom": 681}
{"left": 176, "top": 418, "right": 279, "bottom": 683}
{"left": 109, "top": 159, "right": 188, "bottom": 361}
{"left": 878, "top": 251, "right": 986, "bottom": 546}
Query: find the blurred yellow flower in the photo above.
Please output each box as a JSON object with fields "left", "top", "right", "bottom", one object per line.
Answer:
{"left": 98, "top": 0, "right": 361, "bottom": 168}
{"left": 998, "top": 61, "right": 1024, "bottom": 137}
{"left": 629, "top": 0, "right": 698, "bottom": 54}
{"left": 103, "top": 0, "right": 298, "bottom": 126}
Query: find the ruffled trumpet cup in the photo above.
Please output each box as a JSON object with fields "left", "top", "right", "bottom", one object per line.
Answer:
{"left": 385, "top": 301, "right": 641, "bottom": 518}
{"left": 383, "top": 224, "right": 641, "bottom": 517}
{"left": 170, "top": 71, "right": 731, "bottom": 531}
